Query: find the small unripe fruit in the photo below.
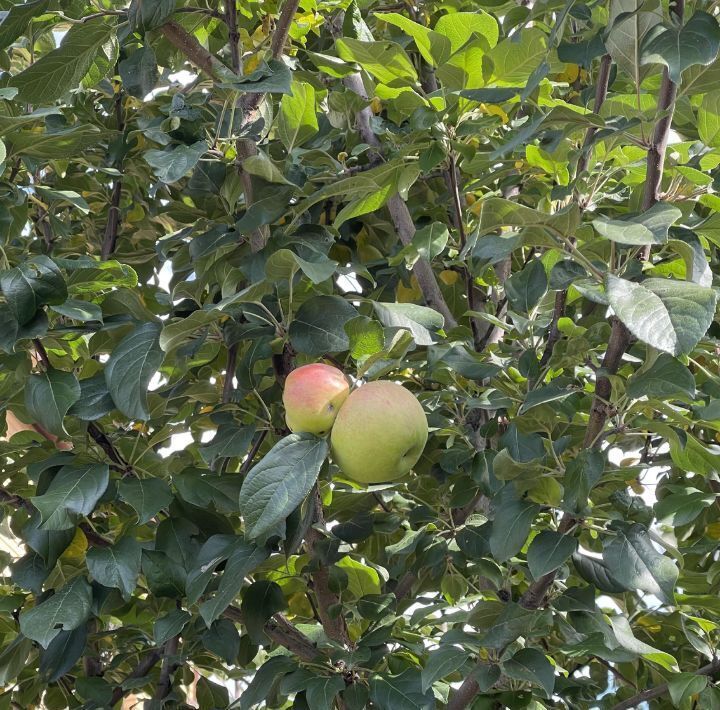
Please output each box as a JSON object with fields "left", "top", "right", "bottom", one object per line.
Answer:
{"left": 283, "top": 363, "right": 350, "bottom": 435}
{"left": 331, "top": 381, "right": 428, "bottom": 484}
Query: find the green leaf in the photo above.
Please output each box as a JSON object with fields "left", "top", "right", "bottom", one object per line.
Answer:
{"left": 504, "top": 648, "right": 555, "bottom": 696}
{"left": 31, "top": 462, "right": 109, "bottom": 530}
{"left": 606, "top": 275, "right": 717, "bottom": 356}
{"left": 527, "top": 531, "right": 578, "bottom": 579}
{"left": 306, "top": 676, "right": 346, "bottom": 710}
{"left": 487, "top": 28, "right": 548, "bottom": 84}
{"left": 119, "top": 46, "right": 159, "bottom": 99}
{"left": 390, "top": 222, "right": 449, "bottom": 267}
{"left": 606, "top": 0, "right": 662, "bottom": 85}
{"left": 376, "top": 13, "right": 451, "bottom": 66}
{"left": 372, "top": 302, "right": 444, "bottom": 346}
{"left": 86, "top": 537, "right": 141, "bottom": 601}
{"left": 6, "top": 123, "right": 105, "bottom": 159}
{"left": 141, "top": 550, "right": 186, "bottom": 599}
{"left": 105, "top": 322, "right": 163, "bottom": 420}
{"left": 434, "top": 11, "right": 499, "bottom": 52}
{"left": 0, "top": 635, "right": 33, "bottom": 685}
{"left": 160, "top": 310, "right": 221, "bottom": 352}
{"left": 11, "top": 21, "right": 114, "bottom": 104}
{"left": 0, "top": 255, "right": 67, "bottom": 325}
{"left": 337, "top": 556, "right": 381, "bottom": 597}
{"left": 336, "top": 38, "right": 417, "bottom": 85}
{"left": 128, "top": 0, "right": 174, "bottom": 31}
{"left": 239, "top": 434, "right": 328, "bottom": 540}
{"left": 489, "top": 486, "right": 540, "bottom": 562}
{"left": 276, "top": 81, "right": 318, "bottom": 151}
{"left": 25, "top": 367, "right": 80, "bottom": 438}
{"left": 50, "top": 298, "right": 103, "bottom": 322}
{"left": 421, "top": 645, "right": 469, "bottom": 692}
{"left": 199, "top": 539, "right": 268, "bottom": 625}
{"left": 592, "top": 202, "right": 682, "bottom": 245}
{"left": 641, "top": 11, "right": 720, "bottom": 84}
{"left": 0, "top": 0, "right": 49, "bottom": 51}
{"left": 699, "top": 91, "right": 720, "bottom": 148}
{"left": 66, "top": 375, "right": 114, "bottom": 421}
{"left": 289, "top": 295, "right": 358, "bottom": 355}
{"left": 345, "top": 316, "right": 385, "bottom": 360}
{"left": 153, "top": 609, "right": 191, "bottom": 645}
{"left": 505, "top": 259, "right": 547, "bottom": 313}
{"left": 241, "top": 580, "right": 287, "bottom": 643}
{"left": 369, "top": 669, "right": 434, "bottom": 710}
{"left": 198, "top": 424, "right": 255, "bottom": 465}
{"left": 19, "top": 577, "right": 92, "bottom": 648}
{"left": 626, "top": 353, "right": 695, "bottom": 400}
{"left": 669, "top": 673, "right": 708, "bottom": 707}
{"left": 219, "top": 59, "right": 292, "bottom": 94}
{"left": 603, "top": 523, "right": 678, "bottom": 604}
{"left": 145, "top": 141, "right": 207, "bottom": 183}
{"left": 654, "top": 487, "right": 715, "bottom": 526}
{"left": 609, "top": 615, "right": 678, "bottom": 670}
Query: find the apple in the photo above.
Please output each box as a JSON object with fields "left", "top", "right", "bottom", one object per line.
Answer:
{"left": 330, "top": 381, "right": 428, "bottom": 484}
{"left": 283, "top": 363, "right": 350, "bottom": 435}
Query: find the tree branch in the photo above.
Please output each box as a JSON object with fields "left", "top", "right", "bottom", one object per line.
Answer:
{"left": 448, "top": 154, "right": 482, "bottom": 349}
{"left": 87, "top": 421, "right": 130, "bottom": 472}
{"left": 153, "top": 635, "right": 180, "bottom": 701}
{"left": 108, "top": 649, "right": 163, "bottom": 706}
{"left": 160, "top": 21, "right": 231, "bottom": 80}
{"left": 306, "top": 485, "right": 352, "bottom": 647}
{"left": 639, "top": 0, "right": 683, "bottom": 261}
{"left": 612, "top": 657, "right": 720, "bottom": 710}
{"left": 264, "top": 613, "right": 322, "bottom": 661}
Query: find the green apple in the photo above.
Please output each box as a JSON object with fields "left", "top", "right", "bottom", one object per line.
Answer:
{"left": 283, "top": 363, "right": 350, "bottom": 435}
{"left": 330, "top": 381, "right": 428, "bottom": 484}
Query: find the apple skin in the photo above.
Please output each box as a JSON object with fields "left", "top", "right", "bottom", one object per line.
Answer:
{"left": 330, "top": 381, "right": 428, "bottom": 484}
{"left": 283, "top": 363, "right": 350, "bottom": 435}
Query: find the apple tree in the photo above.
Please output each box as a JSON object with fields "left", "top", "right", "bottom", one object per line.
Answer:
{"left": 2, "top": 0, "right": 720, "bottom": 708}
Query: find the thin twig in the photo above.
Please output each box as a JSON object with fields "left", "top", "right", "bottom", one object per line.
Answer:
{"left": 239, "top": 430, "right": 268, "bottom": 475}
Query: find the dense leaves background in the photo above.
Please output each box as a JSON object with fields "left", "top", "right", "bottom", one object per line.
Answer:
{"left": 1, "top": 0, "right": 720, "bottom": 707}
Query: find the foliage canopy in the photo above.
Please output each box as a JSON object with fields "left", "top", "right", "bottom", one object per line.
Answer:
{"left": 1, "top": 0, "right": 720, "bottom": 708}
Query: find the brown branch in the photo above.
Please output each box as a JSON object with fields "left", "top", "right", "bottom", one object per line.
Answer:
{"left": 100, "top": 181, "right": 122, "bottom": 259}
{"left": 239, "top": 430, "right": 268, "bottom": 475}
{"left": 538, "top": 289, "right": 567, "bottom": 371}
{"left": 448, "top": 154, "right": 482, "bottom": 349}
{"left": 639, "top": 0, "right": 684, "bottom": 261}
{"left": 101, "top": 83, "right": 125, "bottom": 260}
{"left": 577, "top": 54, "right": 612, "bottom": 177}
{"left": 332, "top": 29, "right": 457, "bottom": 329}
{"left": 87, "top": 421, "right": 130, "bottom": 472}
{"left": 160, "top": 21, "right": 232, "bottom": 80}
{"left": 108, "top": 649, "right": 163, "bottom": 706}
{"left": 306, "top": 485, "right": 352, "bottom": 647}
{"left": 264, "top": 613, "right": 321, "bottom": 661}
{"left": 612, "top": 657, "right": 720, "bottom": 710}
{"left": 393, "top": 572, "right": 417, "bottom": 601}
{"left": 543, "top": 53, "right": 612, "bottom": 371}
{"left": 224, "top": 0, "right": 241, "bottom": 73}
{"left": 154, "top": 635, "right": 180, "bottom": 701}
